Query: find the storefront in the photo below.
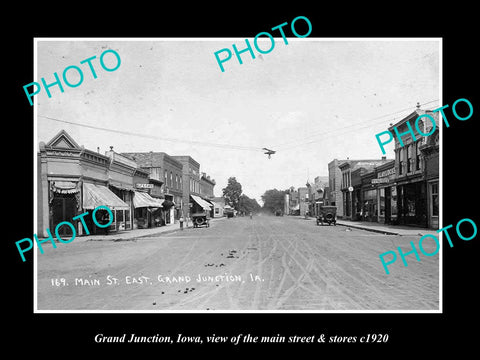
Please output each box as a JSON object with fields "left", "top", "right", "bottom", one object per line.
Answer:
{"left": 421, "top": 131, "right": 439, "bottom": 229}
{"left": 108, "top": 183, "right": 134, "bottom": 230}
{"left": 49, "top": 181, "right": 82, "bottom": 236}
{"left": 190, "top": 194, "right": 212, "bottom": 215}
{"left": 82, "top": 182, "right": 131, "bottom": 234}
{"left": 361, "top": 172, "right": 377, "bottom": 222}
{"left": 396, "top": 179, "right": 427, "bottom": 227}
{"left": 133, "top": 190, "right": 164, "bottom": 228}
{"left": 373, "top": 162, "right": 397, "bottom": 225}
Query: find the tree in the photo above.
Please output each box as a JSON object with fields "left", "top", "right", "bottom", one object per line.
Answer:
{"left": 261, "top": 189, "right": 286, "bottom": 214}
{"left": 222, "top": 177, "right": 243, "bottom": 211}
{"left": 238, "top": 194, "right": 261, "bottom": 214}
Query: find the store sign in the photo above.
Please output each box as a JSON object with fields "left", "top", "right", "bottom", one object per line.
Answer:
{"left": 372, "top": 178, "right": 389, "bottom": 184}
{"left": 378, "top": 168, "right": 395, "bottom": 178}
{"left": 135, "top": 183, "right": 153, "bottom": 189}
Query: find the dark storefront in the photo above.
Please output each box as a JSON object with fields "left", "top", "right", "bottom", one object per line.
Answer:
{"left": 396, "top": 180, "right": 427, "bottom": 227}
{"left": 50, "top": 181, "right": 81, "bottom": 236}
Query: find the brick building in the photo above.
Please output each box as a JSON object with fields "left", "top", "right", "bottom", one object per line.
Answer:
{"left": 199, "top": 172, "right": 216, "bottom": 199}
{"left": 121, "top": 151, "right": 184, "bottom": 222}
{"left": 388, "top": 107, "right": 439, "bottom": 227}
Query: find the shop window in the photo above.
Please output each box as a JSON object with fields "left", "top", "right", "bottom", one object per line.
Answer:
{"left": 391, "top": 186, "right": 397, "bottom": 218}
{"left": 379, "top": 188, "right": 385, "bottom": 216}
{"left": 431, "top": 183, "right": 439, "bottom": 216}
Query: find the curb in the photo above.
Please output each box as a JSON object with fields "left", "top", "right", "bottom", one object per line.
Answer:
{"left": 85, "top": 217, "right": 226, "bottom": 242}
{"left": 335, "top": 222, "right": 399, "bottom": 235}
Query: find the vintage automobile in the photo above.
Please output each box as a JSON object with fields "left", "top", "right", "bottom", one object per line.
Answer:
{"left": 192, "top": 211, "right": 210, "bottom": 228}
{"left": 316, "top": 205, "right": 337, "bottom": 226}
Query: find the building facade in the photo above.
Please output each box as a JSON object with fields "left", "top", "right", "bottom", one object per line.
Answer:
{"left": 420, "top": 129, "right": 439, "bottom": 229}
{"left": 338, "top": 158, "right": 392, "bottom": 220}
{"left": 388, "top": 108, "right": 439, "bottom": 228}
{"left": 122, "top": 151, "right": 184, "bottom": 222}
{"left": 37, "top": 130, "right": 155, "bottom": 237}
{"left": 171, "top": 156, "right": 214, "bottom": 217}
{"left": 307, "top": 176, "right": 328, "bottom": 216}
{"left": 328, "top": 159, "right": 348, "bottom": 217}
{"left": 297, "top": 187, "right": 309, "bottom": 216}
{"left": 200, "top": 172, "right": 216, "bottom": 199}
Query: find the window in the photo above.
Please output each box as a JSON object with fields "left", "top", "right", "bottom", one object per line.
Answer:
{"left": 175, "top": 174, "right": 179, "bottom": 189}
{"left": 170, "top": 172, "right": 173, "bottom": 187}
{"left": 431, "top": 183, "right": 439, "bottom": 216}
{"left": 164, "top": 170, "right": 168, "bottom": 186}
{"left": 379, "top": 188, "right": 385, "bottom": 216}
{"left": 399, "top": 148, "right": 406, "bottom": 175}
{"left": 407, "top": 144, "right": 414, "bottom": 173}
{"left": 416, "top": 142, "right": 422, "bottom": 171}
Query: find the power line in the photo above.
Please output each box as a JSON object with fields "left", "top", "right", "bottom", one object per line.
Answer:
{"left": 273, "top": 99, "right": 440, "bottom": 151}
{"left": 38, "top": 115, "right": 264, "bottom": 152}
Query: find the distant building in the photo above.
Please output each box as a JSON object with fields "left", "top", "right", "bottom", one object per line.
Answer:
{"left": 211, "top": 196, "right": 226, "bottom": 217}
{"left": 308, "top": 176, "right": 328, "bottom": 216}
{"left": 200, "top": 172, "right": 216, "bottom": 199}
{"left": 338, "top": 158, "right": 392, "bottom": 220}
{"left": 297, "top": 187, "right": 309, "bottom": 216}
{"left": 328, "top": 159, "right": 349, "bottom": 217}
{"left": 171, "top": 156, "right": 214, "bottom": 216}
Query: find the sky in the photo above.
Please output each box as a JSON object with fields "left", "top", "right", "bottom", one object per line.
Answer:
{"left": 35, "top": 38, "right": 440, "bottom": 203}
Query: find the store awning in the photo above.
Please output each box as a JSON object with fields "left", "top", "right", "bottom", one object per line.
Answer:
{"left": 191, "top": 194, "right": 212, "bottom": 210}
{"left": 52, "top": 181, "right": 79, "bottom": 194}
{"left": 133, "top": 191, "right": 164, "bottom": 208}
{"left": 83, "top": 183, "right": 130, "bottom": 210}
{"left": 109, "top": 182, "right": 135, "bottom": 191}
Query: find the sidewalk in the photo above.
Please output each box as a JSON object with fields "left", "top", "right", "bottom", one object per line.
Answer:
{"left": 74, "top": 216, "right": 227, "bottom": 242}
{"left": 334, "top": 219, "right": 437, "bottom": 236}
{"left": 294, "top": 215, "right": 437, "bottom": 236}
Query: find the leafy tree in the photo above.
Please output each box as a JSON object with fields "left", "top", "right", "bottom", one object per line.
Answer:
{"left": 261, "top": 189, "right": 286, "bottom": 214}
{"left": 222, "top": 177, "right": 243, "bottom": 211}
{"left": 239, "top": 194, "right": 261, "bottom": 214}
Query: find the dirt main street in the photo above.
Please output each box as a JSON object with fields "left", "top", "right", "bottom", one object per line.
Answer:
{"left": 36, "top": 215, "right": 440, "bottom": 311}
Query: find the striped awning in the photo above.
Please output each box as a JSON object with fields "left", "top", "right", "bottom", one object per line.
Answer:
{"left": 191, "top": 195, "right": 212, "bottom": 210}
{"left": 133, "top": 191, "right": 164, "bottom": 208}
{"left": 52, "top": 181, "right": 79, "bottom": 194}
{"left": 83, "top": 183, "right": 129, "bottom": 210}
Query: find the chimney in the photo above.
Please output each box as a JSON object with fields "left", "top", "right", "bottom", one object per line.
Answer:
{"left": 416, "top": 102, "right": 421, "bottom": 109}
{"left": 381, "top": 156, "right": 386, "bottom": 160}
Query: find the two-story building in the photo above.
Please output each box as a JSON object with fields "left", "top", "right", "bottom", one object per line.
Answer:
{"left": 338, "top": 158, "right": 391, "bottom": 220}
{"left": 121, "top": 151, "right": 184, "bottom": 224}
{"left": 387, "top": 106, "right": 439, "bottom": 228}
{"left": 171, "top": 156, "right": 213, "bottom": 216}
{"left": 200, "top": 172, "right": 216, "bottom": 199}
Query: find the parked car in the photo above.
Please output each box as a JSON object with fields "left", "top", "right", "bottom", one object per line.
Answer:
{"left": 316, "top": 206, "right": 337, "bottom": 226}
{"left": 192, "top": 211, "right": 210, "bottom": 228}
